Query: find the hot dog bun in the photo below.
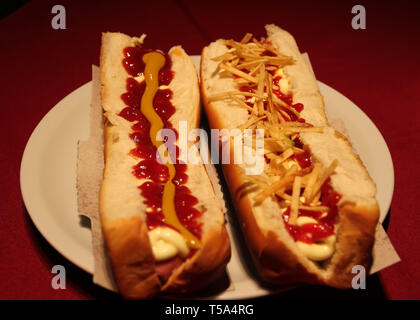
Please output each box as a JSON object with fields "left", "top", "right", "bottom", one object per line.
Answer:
{"left": 200, "top": 25, "right": 379, "bottom": 288}
{"left": 99, "top": 32, "right": 230, "bottom": 299}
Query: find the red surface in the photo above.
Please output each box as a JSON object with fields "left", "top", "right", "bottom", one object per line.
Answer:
{"left": 1, "top": 0, "right": 419, "bottom": 300}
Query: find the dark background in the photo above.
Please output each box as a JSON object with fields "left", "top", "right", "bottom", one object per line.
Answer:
{"left": 0, "top": 0, "right": 419, "bottom": 299}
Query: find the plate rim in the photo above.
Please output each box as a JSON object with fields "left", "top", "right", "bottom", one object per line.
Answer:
{"left": 20, "top": 81, "right": 95, "bottom": 274}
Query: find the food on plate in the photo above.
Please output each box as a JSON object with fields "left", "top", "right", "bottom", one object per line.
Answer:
{"left": 200, "top": 24, "right": 379, "bottom": 288}
{"left": 99, "top": 32, "right": 230, "bottom": 298}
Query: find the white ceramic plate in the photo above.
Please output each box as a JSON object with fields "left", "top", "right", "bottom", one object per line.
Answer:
{"left": 20, "top": 57, "right": 394, "bottom": 299}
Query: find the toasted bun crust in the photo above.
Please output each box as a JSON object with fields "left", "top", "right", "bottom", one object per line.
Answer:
{"left": 162, "top": 224, "right": 230, "bottom": 293}
{"left": 200, "top": 25, "right": 379, "bottom": 288}
{"left": 101, "top": 216, "right": 161, "bottom": 299}
{"left": 99, "top": 32, "right": 230, "bottom": 298}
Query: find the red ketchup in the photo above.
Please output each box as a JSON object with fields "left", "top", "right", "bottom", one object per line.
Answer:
{"left": 282, "top": 178, "right": 341, "bottom": 244}
{"left": 291, "top": 137, "right": 312, "bottom": 169}
{"left": 119, "top": 46, "right": 202, "bottom": 240}
{"left": 271, "top": 79, "right": 341, "bottom": 245}
{"left": 261, "top": 50, "right": 277, "bottom": 57}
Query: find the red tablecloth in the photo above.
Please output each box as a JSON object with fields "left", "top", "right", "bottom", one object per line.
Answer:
{"left": 1, "top": 0, "right": 419, "bottom": 300}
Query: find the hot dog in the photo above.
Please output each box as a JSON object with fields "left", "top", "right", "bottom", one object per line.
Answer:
{"left": 99, "top": 32, "right": 230, "bottom": 299}
{"left": 200, "top": 25, "right": 379, "bottom": 288}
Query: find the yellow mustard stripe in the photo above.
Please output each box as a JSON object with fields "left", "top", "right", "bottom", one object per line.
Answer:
{"left": 141, "top": 52, "right": 200, "bottom": 249}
